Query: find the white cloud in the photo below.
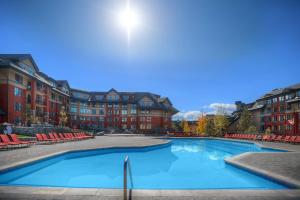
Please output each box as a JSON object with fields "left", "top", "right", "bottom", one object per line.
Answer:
{"left": 172, "top": 111, "right": 203, "bottom": 121}
{"left": 172, "top": 103, "right": 236, "bottom": 121}
{"left": 209, "top": 103, "right": 236, "bottom": 114}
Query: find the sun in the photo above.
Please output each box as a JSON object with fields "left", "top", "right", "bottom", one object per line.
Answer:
{"left": 119, "top": 0, "right": 139, "bottom": 43}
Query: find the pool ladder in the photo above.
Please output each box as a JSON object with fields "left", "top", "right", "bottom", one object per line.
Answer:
{"left": 124, "top": 155, "right": 133, "bottom": 200}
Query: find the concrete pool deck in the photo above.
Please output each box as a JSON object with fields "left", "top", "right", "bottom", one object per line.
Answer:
{"left": 0, "top": 135, "right": 300, "bottom": 200}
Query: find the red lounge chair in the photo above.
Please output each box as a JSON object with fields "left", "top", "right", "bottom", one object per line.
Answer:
{"left": 288, "top": 136, "right": 297, "bottom": 143}
{"left": 9, "top": 134, "right": 32, "bottom": 145}
{"left": 0, "top": 134, "right": 21, "bottom": 147}
{"left": 73, "top": 133, "right": 85, "bottom": 139}
{"left": 58, "top": 133, "right": 72, "bottom": 141}
{"left": 284, "top": 136, "right": 291, "bottom": 143}
{"left": 41, "top": 134, "right": 58, "bottom": 143}
{"left": 36, "top": 133, "right": 53, "bottom": 144}
{"left": 274, "top": 135, "right": 283, "bottom": 142}
{"left": 48, "top": 133, "right": 64, "bottom": 142}
{"left": 294, "top": 136, "right": 300, "bottom": 144}
{"left": 267, "top": 135, "right": 276, "bottom": 142}
{"left": 54, "top": 133, "right": 71, "bottom": 141}
{"left": 0, "top": 141, "right": 8, "bottom": 149}
{"left": 262, "top": 135, "right": 269, "bottom": 141}
{"left": 64, "top": 133, "right": 76, "bottom": 140}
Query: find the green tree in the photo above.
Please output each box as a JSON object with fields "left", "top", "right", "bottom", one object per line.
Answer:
{"left": 245, "top": 125, "right": 257, "bottom": 134}
{"left": 182, "top": 120, "right": 190, "bottom": 133}
{"left": 205, "top": 117, "right": 215, "bottom": 136}
{"left": 214, "top": 115, "right": 229, "bottom": 136}
{"left": 237, "top": 108, "right": 252, "bottom": 132}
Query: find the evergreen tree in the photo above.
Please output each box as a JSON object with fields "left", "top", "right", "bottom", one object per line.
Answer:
{"left": 205, "top": 117, "right": 215, "bottom": 136}
{"left": 237, "top": 108, "right": 252, "bottom": 132}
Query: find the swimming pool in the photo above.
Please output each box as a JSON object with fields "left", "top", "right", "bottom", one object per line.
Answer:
{"left": 0, "top": 139, "right": 288, "bottom": 189}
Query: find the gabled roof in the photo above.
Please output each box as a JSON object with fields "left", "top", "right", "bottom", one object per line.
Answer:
{"left": 0, "top": 54, "right": 40, "bottom": 72}
{"left": 56, "top": 80, "right": 70, "bottom": 89}
{"left": 258, "top": 83, "right": 300, "bottom": 100}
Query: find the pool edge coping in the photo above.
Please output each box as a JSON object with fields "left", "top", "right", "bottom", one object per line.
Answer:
{"left": 0, "top": 136, "right": 299, "bottom": 195}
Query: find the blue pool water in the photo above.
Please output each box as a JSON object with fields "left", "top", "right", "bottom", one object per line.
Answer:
{"left": 0, "top": 139, "right": 288, "bottom": 189}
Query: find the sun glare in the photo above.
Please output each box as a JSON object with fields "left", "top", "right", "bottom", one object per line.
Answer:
{"left": 119, "top": 0, "right": 139, "bottom": 44}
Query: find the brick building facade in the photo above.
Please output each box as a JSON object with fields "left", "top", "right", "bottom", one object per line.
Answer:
{"left": 69, "top": 88, "right": 177, "bottom": 132}
{"left": 0, "top": 54, "right": 177, "bottom": 132}
{"left": 231, "top": 84, "right": 300, "bottom": 135}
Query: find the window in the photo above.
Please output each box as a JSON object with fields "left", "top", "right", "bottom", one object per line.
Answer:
{"left": 279, "top": 115, "right": 284, "bottom": 121}
{"left": 15, "top": 73, "right": 23, "bottom": 85}
{"left": 14, "top": 102, "right": 22, "bottom": 112}
{"left": 95, "top": 95, "right": 104, "bottom": 100}
{"left": 122, "top": 124, "right": 127, "bottom": 129}
{"left": 279, "top": 96, "right": 285, "bottom": 102}
{"left": 70, "top": 106, "right": 77, "bottom": 113}
{"left": 92, "top": 109, "right": 97, "bottom": 115}
{"left": 99, "top": 117, "right": 104, "bottom": 122}
{"left": 122, "top": 117, "right": 127, "bottom": 122}
{"left": 80, "top": 108, "right": 91, "bottom": 114}
{"left": 114, "top": 110, "right": 119, "bottom": 115}
{"left": 131, "top": 117, "right": 136, "bottom": 122}
{"left": 108, "top": 103, "right": 112, "bottom": 108}
{"left": 14, "top": 87, "right": 22, "bottom": 96}
{"left": 99, "top": 109, "right": 105, "bottom": 115}
{"left": 114, "top": 118, "right": 118, "bottom": 122}
{"left": 146, "top": 117, "right": 151, "bottom": 122}
{"left": 267, "top": 99, "right": 272, "bottom": 104}
{"left": 122, "top": 110, "right": 127, "bottom": 115}
{"left": 286, "top": 94, "right": 292, "bottom": 100}
{"left": 114, "top": 103, "right": 119, "bottom": 108}
{"left": 297, "top": 91, "right": 300, "bottom": 97}
{"left": 140, "top": 117, "right": 145, "bottom": 121}
{"left": 272, "top": 98, "right": 277, "bottom": 103}
{"left": 146, "top": 124, "right": 152, "bottom": 129}
{"left": 279, "top": 106, "right": 285, "bottom": 112}
{"left": 131, "top": 109, "right": 137, "bottom": 114}
{"left": 140, "top": 124, "right": 145, "bottom": 129}
{"left": 123, "top": 95, "right": 129, "bottom": 101}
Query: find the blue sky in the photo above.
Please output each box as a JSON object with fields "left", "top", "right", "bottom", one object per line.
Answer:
{"left": 0, "top": 0, "right": 300, "bottom": 115}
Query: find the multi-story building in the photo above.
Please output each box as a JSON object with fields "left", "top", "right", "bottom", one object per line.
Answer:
{"left": 0, "top": 54, "right": 177, "bottom": 133}
{"left": 69, "top": 88, "right": 178, "bottom": 132}
{"left": 0, "top": 54, "right": 70, "bottom": 125}
{"left": 232, "top": 83, "right": 300, "bottom": 135}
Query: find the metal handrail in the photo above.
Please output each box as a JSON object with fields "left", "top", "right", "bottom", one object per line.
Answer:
{"left": 124, "top": 155, "right": 133, "bottom": 200}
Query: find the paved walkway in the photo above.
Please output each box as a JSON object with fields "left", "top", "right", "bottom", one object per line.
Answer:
{"left": 0, "top": 136, "right": 300, "bottom": 200}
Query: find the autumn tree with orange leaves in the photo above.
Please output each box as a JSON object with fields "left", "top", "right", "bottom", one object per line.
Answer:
{"left": 196, "top": 116, "right": 207, "bottom": 135}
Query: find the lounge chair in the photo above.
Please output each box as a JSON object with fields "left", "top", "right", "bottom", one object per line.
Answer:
{"left": 54, "top": 133, "right": 71, "bottom": 142}
{"left": 293, "top": 136, "right": 300, "bottom": 144}
{"left": 36, "top": 133, "right": 53, "bottom": 144}
{"left": 9, "top": 134, "right": 33, "bottom": 145}
{"left": 288, "top": 136, "right": 297, "bottom": 143}
{"left": 0, "top": 134, "right": 22, "bottom": 147}
{"left": 283, "top": 135, "right": 291, "bottom": 143}
{"left": 48, "top": 133, "right": 64, "bottom": 142}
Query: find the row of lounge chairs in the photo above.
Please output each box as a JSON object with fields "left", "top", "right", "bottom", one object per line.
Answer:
{"left": 224, "top": 133, "right": 300, "bottom": 144}
{"left": 35, "top": 132, "right": 93, "bottom": 144}
{"left": 0, "top": 132, "right": 93, "bottom": 150}
{"left": 168, "top": 132, "right": 205, "bottom": 137}
{"left": 0, "top": 134, "right": 34, "bottom": 149}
